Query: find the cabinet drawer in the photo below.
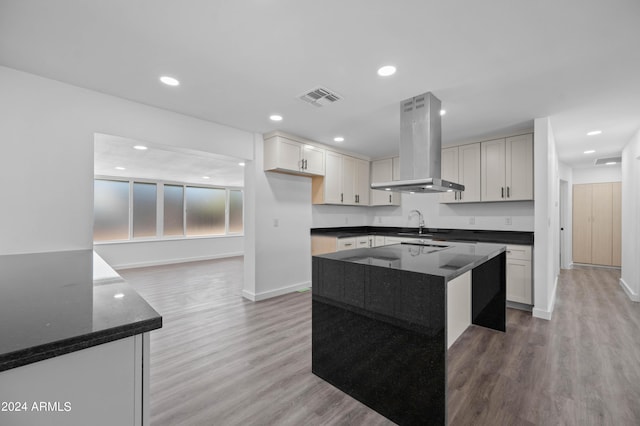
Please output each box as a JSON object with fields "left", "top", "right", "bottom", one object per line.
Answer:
{"left": 506, "top": 244, "right": 531, "bottom": 261}
{"left": 337, "top": 237, "right": 357, "bottom": 251}
{"left": 356, "top": 236, "right": 370, "bottom": 248}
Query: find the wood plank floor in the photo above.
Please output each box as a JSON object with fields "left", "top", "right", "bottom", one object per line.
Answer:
{"left": 121, "top": 260, "right": 640, "bottom": 425}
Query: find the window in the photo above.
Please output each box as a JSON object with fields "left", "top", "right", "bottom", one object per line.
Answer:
{"left": 94, "top": 179, "right": 129, "bottom": 241}
{"left": 228, "top": 190, "right": 243, "bottom": 234}
{"left": 132, "top": 182, "right": 157, "bottom": 238}
{"left": 185, "top": 186, "right": 226, "bottom": 236}
{"left": 93, "top": 179, "right": 243, "bottom": 242}
{"left": 163, "top": 185, "right": 184, "bottom": 237}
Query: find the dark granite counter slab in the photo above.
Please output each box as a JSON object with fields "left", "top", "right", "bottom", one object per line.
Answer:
{"left": 0, "top": 250, "right": 162, "bottom": 372}
{"left": 316, "top": 240, "right": 505, "bottom": 281}
{"left": 311, "top": 226, "right": 534, "bottom": 245}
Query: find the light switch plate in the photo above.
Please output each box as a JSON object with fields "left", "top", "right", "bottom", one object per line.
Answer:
{"left": 505, "top": 217, "right": 512, "bottom": 225}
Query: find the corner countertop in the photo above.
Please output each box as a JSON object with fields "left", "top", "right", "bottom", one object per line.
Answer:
{"left": 311, "top": 226, "right": 534, "bottom": 245}
{"left": 0, "top": 250, "right": 162, "bottom": 372}
{"left": 315, "top": 240, "right": 506, "bottom": 281}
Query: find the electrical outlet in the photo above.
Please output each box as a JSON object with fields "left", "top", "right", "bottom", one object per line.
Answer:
{"left": 273, "top": 218, "right": 279, "bottom": 227}
{"left": 505, "top": 217, "right": 512, "bottom": 225}
{"left": 378, "top": 217, "right": 382, "bottom": 224}
{"left": 469, "top": 217, "right": 475, "bottom": 225}
{"left": 345, "top": 217, "right": 349, "bottom": 224}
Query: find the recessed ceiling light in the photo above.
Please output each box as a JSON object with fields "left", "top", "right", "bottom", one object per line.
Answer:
{"left": 113, "top": 293, "right": 125, "bottom": 299}
{"left": 133, "top": 145, "right": 148, "bottom": 150}
{"left": 440, "top": 109, "right": 446, "bottom": 116}
{"left": 377, "top": 65, "right": 396, "bottom": 77}
{"left": 238, "top": 162, "right": 245, "bottom": 166}
{"left": 606, "top": 162, "right": 616, "bottom": 165}
{"left": 160, "top": 76, "right": 180, "bottom": 86}
{"left": 115, "top": 166, "right": 126, "bottom": 170}
{"left": 269, "top": 114, "right": 283, "bottom": 122}
{"left": 587, "top": 130, "right": 602, "bottom": 136}
{"left": 202, "top": 176, "right": 210, "bottom": 179}
{"left": 584, "top": 150, "right": 596, "bottom": 154}
{"left": 385, "top": 188, "right": 391, "bottom": 191}
{"left": 334, "top": 136, "right": 344, "bottom": 142}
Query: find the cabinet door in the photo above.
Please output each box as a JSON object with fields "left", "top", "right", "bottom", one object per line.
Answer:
{"left": 481, "top": 138, "right": 506, "bottom": 201}
{"left": 374, "top": 236, "right": 386, "bottom": 247}
{"left": 370, "top": 159, "right": 393, "bottom": 205}
{"left": 458, "top": 143, "right": 481, "bottom": 202}
{"left": 355, "top": 159, "right": 370, "bottom": 205}
{"left": 506, "top": 258, "right": 532, "bottom": 304}
{"left": 277, "top": 138, "right": 302, "bottom": 172}
{"left": 439, "top": 147, "right": 458, "bottom": 203}
{"left": 612, "top": 182, "right": 622, "bottom": 267}
{"left": 506, "top": 134, "right": 533, "bottom": 200}
{"left": 342, "top": 155, "right": 357, "bottom": 205}
{"left": 572, "top": 184, "right": 592, "bottom": 264}
{"left": 302, "top": 145, "right": 325, "bottom": 176}
{"left": 591, "top": 183, "right": 613, "bottom": 266}
{"left": 324, "top": 151, "right": 343, "bottom": 204}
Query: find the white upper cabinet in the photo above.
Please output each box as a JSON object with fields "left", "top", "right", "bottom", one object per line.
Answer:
{"left": 481, "top": 134, "right": 533, "bottom": 202}
{"left": 370, "top": 158, "right": 400, "bottom": 206}
{"left": 264, "top": 135, "right": 325, "bottom": 176}
{"left": 355, "top": 158, "right": 370, "bottom": 205}
{"left": 505, "top": 134, "right": 533, "bottom": 201}
{"left": 481, "top": 138, "right": 507, "bottom": 201}
{"left": 439, "top": 147, "right": 459, "bottom": 203}
{"left": 312, "top": 152, "right": 370, "bottom": 206}
{"left": 440, "top": 143, "right": 480, "bottom": 203}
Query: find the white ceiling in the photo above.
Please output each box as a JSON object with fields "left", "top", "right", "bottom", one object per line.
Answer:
{"left": 2, "top": 0, "right": 640, "bottom": 168}
{"left": 94, "top": 134, "right": 244, "bottom": 187}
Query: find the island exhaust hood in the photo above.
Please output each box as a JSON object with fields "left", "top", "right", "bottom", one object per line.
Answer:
{"left": 371, "top": 92, "right": 465, "bottom": 194}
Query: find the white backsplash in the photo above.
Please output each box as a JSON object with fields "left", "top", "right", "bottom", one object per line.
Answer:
{"left": 313, "top": 193, "right": 534, "bottom": 231}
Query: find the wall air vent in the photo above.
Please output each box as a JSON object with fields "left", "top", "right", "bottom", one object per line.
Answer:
{"left": 594, "top": 156, "right": 622, "bottom": 165}
{"left": 298, "top": 87, "right": 342, "bottom": 107}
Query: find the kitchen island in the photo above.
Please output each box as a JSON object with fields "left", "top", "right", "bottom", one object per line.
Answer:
{"left": 312, "top": 241, "right": 505, "bottom": 425}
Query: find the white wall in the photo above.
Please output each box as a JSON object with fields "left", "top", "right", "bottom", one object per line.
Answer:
{"left": 311, "top": 205, "right": 373, "bottom": 228}
{"left": 620, "top": 129, "right": 640, "bottom": 301}
{"left": 0, "top": 66, "right": 253, "bottom": 256}
{"left": 572, "top": 164, "right": 621, "bottom": 184}
{"left": 94, "top": 237, "right": 243, "bottom": 270}
{"left": 532, "top": 117, "right": 561, "bottom": 320}
{"left": 243, "top": 135, "right": 312, "bottom": 301}
{"left": 370, "top": 196, "right": 534, "bottom": 231}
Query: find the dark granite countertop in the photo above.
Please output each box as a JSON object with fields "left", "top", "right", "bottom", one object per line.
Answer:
{"left": 315, "top": 240, "right": 506, "bottom": 281}
{"left": 311, "top": 226, "right": 534, "bottom": 245}
{"left": 0, "top": 250, "right": 162, "bottom": 372}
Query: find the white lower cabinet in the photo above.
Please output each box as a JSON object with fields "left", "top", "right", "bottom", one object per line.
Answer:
{"left": 356, "top": 236, "right": 370, "bottom": 248}
{"left": 337, "top": 237, "right": 357, "bottom": 251}
{"left": 506, "top": 244, "right": 532, "bottom": 305}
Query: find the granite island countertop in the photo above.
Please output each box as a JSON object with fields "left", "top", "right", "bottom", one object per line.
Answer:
{"left": 315, "top": 240, "right": 506, "bottom": 281}
{"left": 0, "top": 249, "right": 162, "bottom": 372}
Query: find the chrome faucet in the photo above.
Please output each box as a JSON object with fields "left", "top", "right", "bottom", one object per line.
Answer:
{"left": 408, "top": 209, "right": 425, "bottom": 234}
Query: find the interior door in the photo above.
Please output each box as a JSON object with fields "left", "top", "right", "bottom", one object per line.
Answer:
{"left": 591, "top": 183, "right": 613, "bottom": 266}
{"left": 572, "top": 184, "right": 592, "bottom": 264}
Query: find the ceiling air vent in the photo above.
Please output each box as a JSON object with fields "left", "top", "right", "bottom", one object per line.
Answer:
{"left": 298, "top": 86, "right": 342, "bottom": 107}
{"left": 594, "top": 156, "right": 622, "bottom": 165}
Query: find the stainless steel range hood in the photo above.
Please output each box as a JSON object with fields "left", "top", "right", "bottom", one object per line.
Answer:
{"left": 371, "top": 92, "right": 464, "bottom": 193}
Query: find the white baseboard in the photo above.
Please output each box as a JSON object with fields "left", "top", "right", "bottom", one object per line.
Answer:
{"left": 619, "top": 278, "right": 640, "bottom": 302}
{"left": 243, "top": 281, "right": 312, "bottom": 302}
{"left": 112, "top": 252, "right": 244, "bottom": 270}
{"left": 532, "top": 275, "right": 558, "bottom": 321}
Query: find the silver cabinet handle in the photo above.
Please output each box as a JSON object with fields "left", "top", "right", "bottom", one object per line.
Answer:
{"left": 341, "top": 193, "right": 343, "bottom": 203}
{"left": 389, "top": 194, "right": 392, "bottom": 203}
{"left": 507, "top": 186, "right": 510, "bottom": 198}
{"left": 501, "top": 187, "right": 504, "bottom": 198}
{"left": 344, "top": 243, "right": 352, "bottom": 247}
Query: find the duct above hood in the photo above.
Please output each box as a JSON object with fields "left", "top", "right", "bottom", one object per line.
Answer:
{"left": 371, "top": 92, "right": 464, "bottom": 194}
